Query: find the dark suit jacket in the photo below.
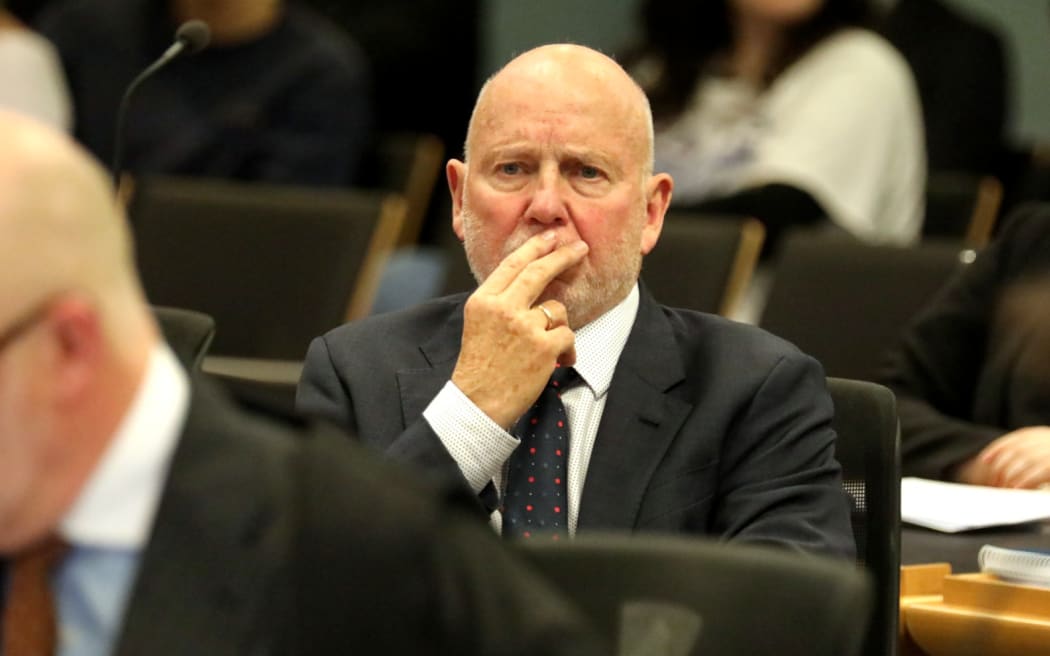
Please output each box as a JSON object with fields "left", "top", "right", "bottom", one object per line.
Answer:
{"left": 298, "top": 286, "right": 855, "bottom": 559}
{"left": 55, "top": 380, "right": 600, "bottom": 655}
{"left": 882, "top": 205, "right": 1050, "bottom": 480}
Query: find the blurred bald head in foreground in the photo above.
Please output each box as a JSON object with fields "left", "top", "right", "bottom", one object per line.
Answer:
{"left": 0, "top": 111, "right": 156, "bottom": 553}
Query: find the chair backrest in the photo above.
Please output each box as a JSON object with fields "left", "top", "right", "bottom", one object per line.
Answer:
{"left": 760, "top": 230, "right": 969, "bottom": 381}
{"left": 514, "top": 534, "right": 872, "bottom": 656}
{"left": 129, "top": 176, "right": 406, "bottom": 360}
{"left": 152, "top": 305, "right": 215, "bottom": 371}
{"left": 368, "top": 131, "right": 445, "bottom": 246}
{"left": 202, "top": 356, "right": 302, "bottom": 418}
{"left": 827, "top": 377, "right": 901, "bottom": 656}
{"left": 923, "top": 172, "right": 1003, "bottom": 248}
{"left": 641, "top": 212, "right": 765, "bottom": 316}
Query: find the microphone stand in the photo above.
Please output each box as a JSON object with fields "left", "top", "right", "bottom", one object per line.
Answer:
{"left": 111, "top": 20, "right": 210, "bottom": 188}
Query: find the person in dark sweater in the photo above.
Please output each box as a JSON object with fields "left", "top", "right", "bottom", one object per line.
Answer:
{"left": 37, "top": 0, "right": 371, "bottom": 186}
{"left": 882, "top": 204, "right": 1050, "bottom": 488}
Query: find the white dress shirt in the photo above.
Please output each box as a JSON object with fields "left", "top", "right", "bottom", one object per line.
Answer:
{"left": 424, "top": 285, "right": 640, "bottom": 535}
{"left": 54, "top": 344, "right": 189, "bottom": 656}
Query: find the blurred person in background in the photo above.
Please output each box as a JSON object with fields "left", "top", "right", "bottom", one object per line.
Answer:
{"left": 627, "top": 0, "right": 925, "bottom": 249}
{"left": 883, "top": 204, "right": 1050, "bottom": 489}
{"left": 0, "top": 0, "right": 70, "bottom": 129}
{"left": 36, "top": 0, "right": 371, "bottom": 186}
{"left": 878, "top": 0, "right": 1010, "bottom": 178}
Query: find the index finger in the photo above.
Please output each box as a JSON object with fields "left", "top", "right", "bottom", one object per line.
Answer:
{"left": 502, "top": 239, "right": 589, "bottom": 308}
{"left": 476, "top": 230, "right": 559, "bottom": 295}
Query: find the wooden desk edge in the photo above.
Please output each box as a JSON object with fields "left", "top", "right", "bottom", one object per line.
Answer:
{"left": 899, "top": 563, "right": 1050, "bottom": 654}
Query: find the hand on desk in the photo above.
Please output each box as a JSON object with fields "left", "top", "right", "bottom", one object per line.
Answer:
{"left": 451, "top": 230, "right": 587, "bottom": 430}
{"left": 955, "top": 426, "right": 1050, "bottom": 489}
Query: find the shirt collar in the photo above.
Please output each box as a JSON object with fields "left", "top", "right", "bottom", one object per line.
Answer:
{"left": 60, "top": 343, "right": 189, "bottom": 549}
{"left": 572, "top": 284, "right": 640, "bottom": 399}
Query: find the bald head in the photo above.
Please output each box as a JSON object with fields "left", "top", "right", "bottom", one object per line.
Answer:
{"left": 0, "top": 113, "right": 158, "bottom": 554}
{"left": 465, "top": 44, "right": 655, "bottom": 175}
{"left": 0, "top": 111, "right": 151, "bottom": 346}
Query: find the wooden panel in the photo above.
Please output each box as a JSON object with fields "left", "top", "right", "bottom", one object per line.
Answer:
{"left": 901, "top": 570, "right": 1050, "bottom": 655}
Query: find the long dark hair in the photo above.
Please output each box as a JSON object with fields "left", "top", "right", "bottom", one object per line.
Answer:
{"left": 630, "top": 0, "right": 871, "bottom": 124}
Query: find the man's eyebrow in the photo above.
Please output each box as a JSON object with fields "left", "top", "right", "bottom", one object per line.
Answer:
{"left": 558, "top": 148, "right": 623, "bottom": 176}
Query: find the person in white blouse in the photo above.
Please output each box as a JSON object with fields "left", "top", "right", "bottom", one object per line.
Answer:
{"left": 629, "top": 0, "right": 926, "bottom": 247}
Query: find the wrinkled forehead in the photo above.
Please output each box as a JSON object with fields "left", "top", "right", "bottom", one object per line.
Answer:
{"left": 468, "top": 50, "right": 651, "bottom": 165}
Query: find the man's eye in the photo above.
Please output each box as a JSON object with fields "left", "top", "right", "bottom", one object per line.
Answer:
{"left": 578, "top": 165, "right": 601, "bottom": 179}
{"left": 499, "top": 163, "right": 522, "bottom": 175}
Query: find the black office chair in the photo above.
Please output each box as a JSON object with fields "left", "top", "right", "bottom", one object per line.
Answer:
{"left": 924, "top": 172, "right": 1003, "bottom": 248}
{"left": 371, "top": 131, "right": 445, "bottom": 246}
{"left": 828, "top": 377, "right": 901, "bottom": 656}
{"left": 515, "top": 534, "right": 872, "bottom": 656}
{"left": 128, "top": 175, "right": 406, "bottom": 360}
{"left": 152, "top": 305, "right": 215, "bottom": 372}
{"left": 760, "top": 230, "right": 970, "bottom": 381}
{"left": 202, "top": 356, "right": 301, "bottom": 418}
{"left": 641, "top": 212, "right": 765, "bottom": 316}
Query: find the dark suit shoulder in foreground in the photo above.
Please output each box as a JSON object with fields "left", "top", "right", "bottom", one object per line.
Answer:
{"left": 115, "top": 380, "right": 603, "bottom": 655}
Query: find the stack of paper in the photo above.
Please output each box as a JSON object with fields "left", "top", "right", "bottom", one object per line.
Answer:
{"left": 901, "top": 477, "right": 1050, "bottom": 533}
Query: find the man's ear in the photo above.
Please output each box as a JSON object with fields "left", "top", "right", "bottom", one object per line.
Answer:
{"left": 448, "top": 159, "right": 467, "bottom": 241}
{"left": 47, "top": 298, "right": 103, "bottom": 405}
{"left": 640, "top": 172, "right": 673, "bottom": 255}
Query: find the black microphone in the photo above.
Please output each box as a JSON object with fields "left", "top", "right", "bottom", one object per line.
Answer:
{"left": 111, "top": 20, "right": 211, "bottom": 186}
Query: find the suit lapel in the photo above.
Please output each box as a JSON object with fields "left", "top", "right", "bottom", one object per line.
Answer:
{"left": 578, "top": 288, "right": 693, "bottom": 531}
{"left": 396, "top": 298, "right": 465, "bottom": 425}
{"left": 115, "top": 385, "right": 290, "bottom": 656}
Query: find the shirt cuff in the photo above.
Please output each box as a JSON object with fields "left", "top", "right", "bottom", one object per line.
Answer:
{"left": 422, "top": 381, "right": 519, "bottom": 493}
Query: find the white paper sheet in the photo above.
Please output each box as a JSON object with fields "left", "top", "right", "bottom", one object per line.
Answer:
{"left": 901, "top": 477, "right": 1050, "bottom": 533}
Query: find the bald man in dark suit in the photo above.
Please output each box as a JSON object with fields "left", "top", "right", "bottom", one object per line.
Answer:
{"left": 298, "top": 44, "right": 854, "bottom": 558}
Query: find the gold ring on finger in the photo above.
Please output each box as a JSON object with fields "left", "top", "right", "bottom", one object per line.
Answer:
{"left": 537, "top": 304, "right": 555, "bottom": 330}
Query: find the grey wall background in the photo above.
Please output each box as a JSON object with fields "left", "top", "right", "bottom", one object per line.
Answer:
{"left": 949, "top": 0, "right": 1050, "bottom": 143}
{"left": 481, "top": 1, "right": 641, "bottom": 76}
{"left": 483, "top": 0, "right": 1050, "bottom": 145}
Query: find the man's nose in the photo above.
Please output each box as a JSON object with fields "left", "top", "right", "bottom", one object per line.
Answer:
{"left": 524, "top": 166, "right": 568, "bottom": 225}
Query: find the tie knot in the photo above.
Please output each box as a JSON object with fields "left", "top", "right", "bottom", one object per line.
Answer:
{"left": 549, "top": 365, "right": 579, "bottom": 390}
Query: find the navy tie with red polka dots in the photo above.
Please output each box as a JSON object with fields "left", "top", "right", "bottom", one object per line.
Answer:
{"left": 503, "top": 365, "right": 579, "bottom": 540}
